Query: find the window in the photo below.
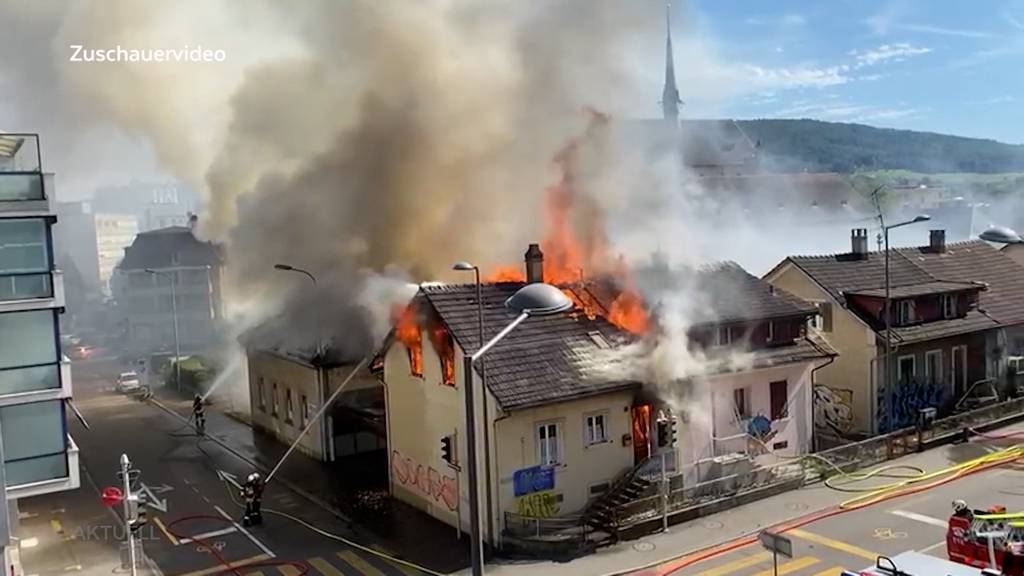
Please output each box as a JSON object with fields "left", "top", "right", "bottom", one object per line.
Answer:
{"left": 300, "top": 394, "right": 308, "bottom": 427}
{"left": 0, "top": 309, "right": 60, "bottom": 395}
{"left": 584, "top": 413, "right": 608, "bottom": 445}
{"left": 942, "top": 294, "right": 956, "bottom": 319}
{"left": 257, "top": 378, "right": 265, "bottom": 412}
{"left": 271, "top": 383, "right": 279, "bottom": 416}
{"left": 285, "top": 389, "right": 294, "bottom": 423}
{"left": 925, "top": 350, "right": 943, "bottom": 384}
{"left": 770, "top": 380, "right": 788, "bottom": 420}
{"left": 767, "top": 321, "right": 775, "bottom": 343}
{"left": 716, "top": 326, "right": 732, "bottom": 347}
{"left": 897, "top": 355, "right": 916, "bottom": 385}
{"left": 897, "top": 300, "right": 915, "bottom": 325}
{"left": 0, "top": 400, "right": 68, "bottom": 486}
{"left": 818, "top": 302, "right": 833, "bottom": 332}
{"left": 537, "top": 422, "right": 561, "bottom": 466}
{"left": 733, "top": 387, "right": 750, "bottom": 420}
{"left": 0, "top": 219, "right": 51, "bottom": 300}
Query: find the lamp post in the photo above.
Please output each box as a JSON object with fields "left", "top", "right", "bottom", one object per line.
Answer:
{"left": 145, "top": 268, "right": 180, "bottom": 393}
{"left": 453, "top": 261, "right": 495, "bottom": 550}
{"left": 462, "top": 283, "right": 572, "bottom": 576}
{"left": 980, "top": 225, "right": 1024, "bottom": 245}
{"left": 273, "top": 264, "right": 321, "bottom": 359}
{"left": 881, "top": 214, "right": 931, "bottom": 432}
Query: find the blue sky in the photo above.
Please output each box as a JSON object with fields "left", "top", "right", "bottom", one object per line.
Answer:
{"left": 666, "top": 0, "right": 1024, "bottom": 143}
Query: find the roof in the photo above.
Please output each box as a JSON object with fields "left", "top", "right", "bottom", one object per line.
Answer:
{"left": 689, "top": 262, "right": 818, "bottom": 325}
{"left": 419, "top": 283, "right": 641, "bottom": 411}
{"left": 780, "top": 239, "right": 1024, "bottom": 342}
{"left": 847, "top": 280, "right": 982, "bottom": 299}
{"left": 118, "top": 226, "right": 222, "bottom": 270}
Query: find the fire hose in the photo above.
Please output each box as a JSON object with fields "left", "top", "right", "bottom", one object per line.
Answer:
{"left": 164, "top": 515, "right": 310, "bottom": 576}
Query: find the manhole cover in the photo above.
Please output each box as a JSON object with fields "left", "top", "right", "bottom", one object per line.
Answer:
{"left": 702, "top": 520, "right": 724, "bottom": 530}
{"left": 786, "top": 502, "right": 809, "bottom": 511}
{"left": 633, "top": 541, "right": 656, "bottom": 552}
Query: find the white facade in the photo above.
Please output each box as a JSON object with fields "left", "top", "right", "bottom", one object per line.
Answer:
{"left": 0, "top": 134, "right": 80, "bottom": 574}
{"left": 94, "top": 213, "right": 138, "bottom": 296}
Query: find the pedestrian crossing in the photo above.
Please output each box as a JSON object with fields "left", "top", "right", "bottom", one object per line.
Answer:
{"left": 685, "top": 552, "right": 848, "bottom": 576}
{"left": 235, "top": 550, "right": 426, "bottom": 576}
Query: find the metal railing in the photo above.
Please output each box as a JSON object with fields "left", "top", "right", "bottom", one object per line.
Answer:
{"left": 503, "top": 511, "right": 591, "bottom": 544}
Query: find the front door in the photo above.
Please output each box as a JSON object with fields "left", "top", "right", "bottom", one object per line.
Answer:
{"left": 631, "top": 404, "right": 651, "bottom": 464}
{"left": 952, "top": 345, "right": 968, "bottom": 398}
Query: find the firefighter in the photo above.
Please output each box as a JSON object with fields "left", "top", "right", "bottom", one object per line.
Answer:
{"left": 241, "top": 472, "right": 264, "bottom": 526}
{"left": 192, "top": 395, "right": 206, "bottom": 435}
{"left": 953, "top": 499, "right": 973, "bottom": 520}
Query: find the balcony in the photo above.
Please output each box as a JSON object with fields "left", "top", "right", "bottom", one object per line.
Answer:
{"left": 0, "top": 134, "right": 48, "bottom": 213}
{"left": 6, "top": 434, "right": 80, "bottom": 499}
{"left": 0, "top": 269, "right": 64, "bottom": 310}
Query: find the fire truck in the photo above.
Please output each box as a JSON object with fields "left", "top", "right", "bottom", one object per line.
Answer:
{"left": 840, "top": 503, "right": 1024, "bottom": 575}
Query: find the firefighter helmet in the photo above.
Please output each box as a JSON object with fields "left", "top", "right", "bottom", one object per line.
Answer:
{"left": 954, "top": 499, "right": 968, "bottom": 513}
{"left": 247, "top": 472, "right": 262, "bottom": 484}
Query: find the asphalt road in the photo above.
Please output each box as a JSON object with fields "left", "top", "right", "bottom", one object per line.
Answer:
{"left": 661, "top": 441, "right": 1024, "bottom": 576}
{"left": 18, "top": 357, "right": 428, "bottom": 576}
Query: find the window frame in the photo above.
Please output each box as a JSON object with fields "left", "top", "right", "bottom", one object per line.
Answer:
{"left": 925, "top": 350, "right": 943, "bottom": 384}
{"left": 536, "top": 421, "right": 563, "bottom": 466}
{"left": 271, "top": 382, "right": 279, "bottom": 417}
{"left": 583, "top": 412, "right": 609, "bottom": 446}
{"left": 767, "top": 321, "right": 775, "bottom": 343}
{"left": 897, "top": 300, "right": 915, "bottom": 325}
{"left": 716, "top": 326, "right": 732, "bottom": 347}
{"left": 897, "top": 354, "right": 917, "bottom": 384}
{"left": 733, "top": 387, "right": 750, "bottom": 420}
{"left": 769, "top": 380, "right": 789, "bottom": 421}
{"left": 942, "top": 294, "right": 956, "bottom": 319}
{"left": 257, "top": 377, "right": 266, "bottom": 412}
{"left": 285, "top": 388, "right": 294, "bottom": 424}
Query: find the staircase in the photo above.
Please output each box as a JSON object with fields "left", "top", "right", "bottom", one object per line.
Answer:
{"left": 581, "top": 460, "right": 658, "bottom": 542}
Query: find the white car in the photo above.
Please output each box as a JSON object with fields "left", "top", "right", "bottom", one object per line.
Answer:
{"left": 116, "top": 372, "right": 141, "bottom": 393}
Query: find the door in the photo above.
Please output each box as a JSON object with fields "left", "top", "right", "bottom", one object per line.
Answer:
{"left": 630, "top": 404, "right": 651, "bottom": 464}
{"left": 952, "top": 345, "right": 967, "bottom": 398}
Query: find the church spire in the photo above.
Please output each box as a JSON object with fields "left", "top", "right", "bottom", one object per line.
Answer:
{"left": 662, "top": 3, "right": 682, "bottom": 121}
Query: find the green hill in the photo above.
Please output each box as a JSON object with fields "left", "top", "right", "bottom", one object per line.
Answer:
{"left": 736, "top": 119, "right": 1024, "bottom": 174}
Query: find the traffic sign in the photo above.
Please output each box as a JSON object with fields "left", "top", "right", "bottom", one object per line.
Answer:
{"left": 759, "top": 530, "right": 793, "bottom": 557}
{"left": 101, "top": 487, "right": 124, "bottom": 507}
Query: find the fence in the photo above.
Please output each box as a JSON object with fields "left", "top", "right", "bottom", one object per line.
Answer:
{"left": 507, "top": 396, "right": 1024, "bottom": 549}
{"left": 503, "top": 511, "right": 592, "bottom": 548}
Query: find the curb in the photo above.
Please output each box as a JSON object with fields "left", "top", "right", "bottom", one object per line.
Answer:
{"left": 146, "top": 395, "right": 360, "bottom": 531}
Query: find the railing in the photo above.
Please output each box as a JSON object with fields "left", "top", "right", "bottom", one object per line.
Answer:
{"left": 0, "top": 271, "right": 53, "bottom": 301}
{"left": 503, "top": 511, "right": 591, "bottom": 544}
{"left": 0, "top": 134, "right": 45, "bottom": 202}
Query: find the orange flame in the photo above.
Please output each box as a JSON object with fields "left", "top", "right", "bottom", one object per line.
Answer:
{"left": 393, "top": 305, "right": 423, "bottom": 377}
{"left": 427, "top": 320, "right": 455, "bottom": 386}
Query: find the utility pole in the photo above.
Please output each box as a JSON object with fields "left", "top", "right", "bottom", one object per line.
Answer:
{"left": 119, "top": 454, "right": 138, "bottom": 576}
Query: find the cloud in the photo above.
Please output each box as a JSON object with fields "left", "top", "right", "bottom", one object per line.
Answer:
{"left": 1007, "top": 13, "right": 1024, "bottom": 30}
{"left": 850, "top": 43, "right": 931, "bottom": 67}
{"left": 740, "top": 63, "right": 849, "bottom": 89}
{"left": 746, "top": 13, "right": 806, "bottom": 27}
{"left": 899, "top": 23, "right": 994, "bottom": 38}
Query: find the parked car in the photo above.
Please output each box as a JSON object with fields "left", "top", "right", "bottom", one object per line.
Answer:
{"left": 116, "top": 371, "right": 141, "bottom": 393}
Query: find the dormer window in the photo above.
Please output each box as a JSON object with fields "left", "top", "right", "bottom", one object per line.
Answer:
{"left": 716, "top": 326, "right": 732, "bottom": 347}
{"left": 896, "top": 300, "right": 915, "bottom": 326}
{"left": 767, "top": 321, "right": 775, "bottom": 343}
{"left": 942, "top": 294, "right": 956, "bottom": 319}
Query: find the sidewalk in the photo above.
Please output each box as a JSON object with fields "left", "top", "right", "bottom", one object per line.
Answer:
{"left": 149, "top": 389, "right": 470, "bottom": 574}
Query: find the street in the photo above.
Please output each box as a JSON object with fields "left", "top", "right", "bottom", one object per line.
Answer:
{"left": 644, "top": 440, "right": 1024, "bottom": 576}
{"left": 17, "top": 357, "right": 429, "bottom": 576}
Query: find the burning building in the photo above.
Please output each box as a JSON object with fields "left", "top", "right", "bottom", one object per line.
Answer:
{"left": 383, "top": 244, "right": 835, "bottom": 549}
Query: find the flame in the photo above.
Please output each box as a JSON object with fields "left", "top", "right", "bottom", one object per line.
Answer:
{"left": 427, "top": 320, "right": 455, "bottom": 386}
{"left": 482, "top": 111, "right": 650, "bottom": 336}
{"left": 393, "top": 305, "right": 423, "bottom": 377}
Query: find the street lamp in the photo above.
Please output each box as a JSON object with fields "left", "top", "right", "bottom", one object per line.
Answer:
{"left": 881, "top": 214, "right": 931, "bottom": 432}
{"left": 273, "top": 264, "right": 321, "bottom": 359}
{"left": 146, "top": 268, "right": 181, "bottom": 393}
{"left": 980, "top": 225, "right": 1024, "bottom": 245}
{"left": 462, "top": 282, "right": 572, "bottom": 576}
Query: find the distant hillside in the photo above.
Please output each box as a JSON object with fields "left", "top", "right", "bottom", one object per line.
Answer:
{"left": 736, "top": 119, "right": 1024, "bottom": 174}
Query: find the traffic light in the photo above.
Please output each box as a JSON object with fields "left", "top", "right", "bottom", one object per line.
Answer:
{"left": 668, "top": 417, "right": 677, "bottom": 447}
{"left": 656, "top": 417, "right": 678, "bottom": 447}
{"left": 128, "top": 491, "right": 147, "bottom": 534}
{"left": 441, "top": 435, "right": 453, "bottom": 464}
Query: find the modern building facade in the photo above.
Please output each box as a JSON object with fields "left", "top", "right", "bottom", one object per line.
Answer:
{"left": 93, "top": 180, "right": 197, "bottom": 233}
{"left": 0, "top": 133, "right": 80, "bottom": 572}
{"left": 111, "top": 222, "right": 224, "bottom": 356}
{"left": 94, "top": 212, "right": 138, "bottom": 296}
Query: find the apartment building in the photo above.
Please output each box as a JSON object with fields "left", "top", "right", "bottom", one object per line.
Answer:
{"left": 0, "top": 134, "right": 80, "bottom": 571}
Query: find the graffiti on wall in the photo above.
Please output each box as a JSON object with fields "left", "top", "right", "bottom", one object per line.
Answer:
{"left": 391, "top": 451, "right": 457, "bottom": 511}
{"left": 814, "top": 385, "right": 854, "bottom": 434}
{"left": 876, "top": 379, "right": 945, "bottom": 433}
{"left": 515, "top": 490, "right": 560, "bottom": 517}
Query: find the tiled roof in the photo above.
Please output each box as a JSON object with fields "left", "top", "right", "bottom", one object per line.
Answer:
{"left": 847, "top": 280, "right": 982, "bottom": 299}
{"left": 788, "top": 251, "right": 934, "bottom": 306}
{"left": 691, "top": 262, "right": 818, "bottom": 324}
{"left": 119, "top": 226, "right": 222, "bottom": 270}
{"left": 420, "top": 283, "right": 641, "bottom": 411}
{"left": 897, "top": 241, "right": 1024, "bottom": 327}
{"left": 889, "top": 310, "right": 998, "bottom": 345}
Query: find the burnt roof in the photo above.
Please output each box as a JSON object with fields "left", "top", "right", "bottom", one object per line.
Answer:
{"left": 419, "top": 283, "right": 641, "bottom": 411}
{"left": 118, "top": 226, "right": 222, "bottom": 271}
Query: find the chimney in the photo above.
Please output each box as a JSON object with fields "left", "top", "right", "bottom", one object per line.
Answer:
{"left": 524, "top": 243, "right": 544, "bottom": 284}
{"left": 929, "top": 230, "right": 946, "bottom": 253}
{"left": 851, "top": 228, "right": 868, "bottom": 258}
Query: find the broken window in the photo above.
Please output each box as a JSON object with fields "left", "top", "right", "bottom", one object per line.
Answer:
{"left": 427, "top": 319, "right": 455, "bottom": 386}
{"left": 770, "top": 380, "right": 788, "bottom": 420}
{"left": 394, "top": 305, "right": 423, "bottom": 377}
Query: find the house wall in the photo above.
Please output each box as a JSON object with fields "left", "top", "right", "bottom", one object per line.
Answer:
{"left": 384, "top": 324, "right": 635, "bottom": 545}
{"left": 766, "top": 264, "right": 877, "bottom": 434}
{"left": 493, "top": 391, "right": 635, "bottom": 521}
{"left": 1004, "top": 244, "right": 1024, "bottom": 268}
{"left": 247, "top": 351, "right": 324, "bottom": 460}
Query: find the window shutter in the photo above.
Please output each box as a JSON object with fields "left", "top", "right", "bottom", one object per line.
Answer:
{"left": 820, "top": 302, "right": 833, "bottom": 332}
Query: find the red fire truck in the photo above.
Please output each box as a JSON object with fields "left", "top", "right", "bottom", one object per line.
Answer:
{"left": 945, "top": 503, "right": 1024, "bottom": 575}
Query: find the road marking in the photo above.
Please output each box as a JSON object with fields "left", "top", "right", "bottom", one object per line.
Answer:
{"left": 812, "top": 568, "right": 845, "bottom": 576}
{"left": 695, "top": 552, "right": 771, "bottom": 576}
{"left": 18, "top": 537, "right": 38, "bottom": 549}
{"left": 276, "top": 566, "right": 303, "bottom": 576}
{"left": 244, "top": 572, "right": 264, "bottom": 576}
{"left": 919, "top": 539, "right": 947, "bottom": 553}
{"left": 339, "top": 551, "right": 386, "bottom": 576}
{"left": 177, "top": 526, "right": 238, "bottom": 544}
{"left": 890, "top": 509, "right": 947, "bottom": 528}
{"left": 174, "top": 553, "right": 270, "bottom": 576}
{"left": 153, "top": 517, "right": 180, "bottom": 545}
{"left": 51, "top": 519, "right": 64, "bottom": 535}
{"left": 308, "top": 558, "right": 344, "bottom": 575}
{"left": 787, "top": 528, "right": 879, "bottom": 561}
{"left": 214, "top": 505, "right": 275, "bottom": 559}
{"left": 752, "top": 556, "right": 819, "bottom": 576}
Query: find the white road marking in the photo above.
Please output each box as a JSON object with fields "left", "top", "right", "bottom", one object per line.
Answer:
{"left": 176, "top": 526, "right": 238, "bottom": 545}
{"left": 213, "top": 505, "right": 274, "bottom": 559}
{"left": 890, "top": 509, "right": 948, "bottom": 528}
{"left": 919, "top": 540, "right": 947, "bottom": 553}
